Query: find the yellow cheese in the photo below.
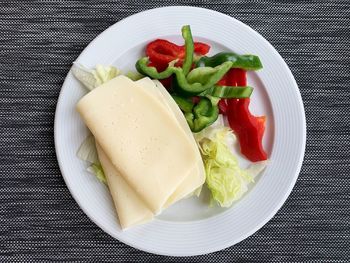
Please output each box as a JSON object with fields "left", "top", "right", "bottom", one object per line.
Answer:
{"left": 94, "top": 78, "right": 204, "bottom": 230}
{"left": 77, "top": 75, "right": 197, "bottom": 213}
{"left": 151, "top": 80, "right": 205, "bottom": 205}
{"left": 96, "top": 143, "right": 153, "bottom": 229}
{"left": 133, "top": 78, "right": 205, "bottom": 206}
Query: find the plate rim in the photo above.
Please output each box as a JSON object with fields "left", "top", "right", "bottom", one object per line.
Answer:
{"left": 54, "top": 6, "right": 306, "bottom": 256}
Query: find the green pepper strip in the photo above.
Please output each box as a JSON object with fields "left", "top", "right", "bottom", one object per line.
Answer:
{"left": 135, "top": 57, "right": 175, "bottom": 79}
{"left": 171, "top": 95, "right": 194, "bottom": 113}
{"left": 136, "top": 57, "right": 233, "bottom": 96}
{"left": 196, "top": 52, "right": 263, "bottom": 70}
{"left": 173, "top": 61, "right": 233, "bottom": 96}
{"left": 181, "top": 25, "right": 194, "bottom": 76}
{"left": 184, "top": 97, "right": 219, "bottom": 133}
{"left": 201, "top": 85, "right": 254, "bottom": 98}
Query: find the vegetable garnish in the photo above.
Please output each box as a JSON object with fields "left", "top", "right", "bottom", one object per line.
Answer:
{"left": 200, "top": 85, "right": 253, "bottom": 98}
{"left": 195, "top": 119, "right": 267, "bottom": 207}
{"left": 137, "top": 57, "right": 234, "bottom": 97}
{"left": 135, "top": 25, "right": 258, "bottom": 134}
{"left": 72, "top": 63, "right": 120, "bottom": 90}
{"left": 181, "top": 25, "right": 194, "bottom": 75}
{"left": 87, "top": 164, "right": 107, "bottom": 184}
{"left": 145, "top": 39, "right": 210, "bottom": 70}
{"left": 146, "top": 39, "right": 181, "bottom": 68}
{"left": 77, "top": 135, "right": 99, "bottom": 164}
{"left": 76, "top": 135, "right": 107, "bottom": 184}
{"left": 184, "top": 97, "right": 219, "bottom": 133}
{"left": 227, "top": 99, "right": 268, "bottom": 162}
{"left": 126, "top": 71, "right": 144, "bottom": 81}
{"left": 218, "top": 68, "right": 268, "bottom": 162}
{"left": 196, "top": 52, "right": 263, "bottom": 71}
{"left": 217, "top": 67, "right": 247, "bottom": 87}
{"left": 171, "top": 95, "right": 194, "bottom": 113}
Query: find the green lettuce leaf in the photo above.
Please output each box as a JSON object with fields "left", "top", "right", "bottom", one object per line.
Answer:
{"left": 72, "top": 63, "right": 120, "bottom": 90}
{"left": 77, "top": 135, "right": 107, "bottom": 184}
{"left": 126, "top": 71, "right": 144, "bottom": 81}
{"left": 76, "top": 135, "right": 99, "bottom": 164}
{"left": 87, "top": 163, "right": 107, "bottom": 184}
{"left": 195, "top": 123, "right": 267, "bottom": 207}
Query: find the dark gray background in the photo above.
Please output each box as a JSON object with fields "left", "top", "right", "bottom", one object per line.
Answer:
{"left": 0, "top": 0, "right": 349, "bottom": 262}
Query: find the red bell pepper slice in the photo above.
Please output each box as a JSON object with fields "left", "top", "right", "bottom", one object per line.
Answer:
{"left": 159, "top": 76, "right": 173, "bottom": 91}
{"left": 146, "top": 39, "right": 181, "bottom": 67}
{"left": 191, "top": 96, "right": 201, "bottom": 104}
{"left": 227, "top": 98, "right": 267, "bottom": 162}
{"left": 145, "top": 39, "right": 210, "bottom": 90}
{"left": 147, "top": 61, "right": 172, "bottom": 90}
{"left": 218, "top": 99, "right": 228, "bottom": 114}
{"left": 217, "top": 68, "right": 247, "bottom": 114}
{"left": 217, "top": 68, "right": 267, "bottom": 162}
{"left": 148, "top": 61, "right": 168, "bottom": 72}
{"left": 146, "top": 39, "right": 210, "bottom": 67}
{"left": 193, "top": 42, "right": 211, "bottom": 55}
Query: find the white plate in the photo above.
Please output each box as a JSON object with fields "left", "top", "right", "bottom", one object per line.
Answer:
{"left": 54, "top": 6, "right": 306, "bottom": 256}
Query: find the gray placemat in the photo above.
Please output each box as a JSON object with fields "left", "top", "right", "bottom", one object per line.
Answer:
{"left": 0, "top": 0, "right": 349, "bottom": 262}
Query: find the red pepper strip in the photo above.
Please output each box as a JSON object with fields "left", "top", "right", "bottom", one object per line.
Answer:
{"left": 146, "top": 40, "right": 210, "bottom": 90}
{"left": 227, "top": 99, "right": 267, "bottom": 162}
{"left": 193, "top": 42, "right": 211, "bottom": 55}
{"left": 159, "top": 76, "right": 173, "bottom": 90}
{"left": 216, "top": 68, "right": 247, "bottom": 114}
{"left": 227, "top": 68, "right": 247, "bottom": 86}
{"left": 256, "top": 116, "right": 266, "bottom": 137}
{"left": 178, "top": 42, "right": 210, "bottom": 57}
{"left": 191, "top": 96, "right": 201, "bottom": 104}
{"left": 146, "top": 39, "right": 181, "bottom": 66}
{"left": 223, "top": 68, "right": 267, "bottom": 162}
{"left": 218, "top": 99, "right": 228, "bottom": 114}
{"left": 148, "top": 61, "right": 168, "bottom": 72}
{"left": 146, "top": 39, "right": 210, "bottom": 66}
{"left": 147, "top": 61, "right": 172, "bottom": 89}
{"left": 216, "top": 74, "right": 228, "bottom": 114}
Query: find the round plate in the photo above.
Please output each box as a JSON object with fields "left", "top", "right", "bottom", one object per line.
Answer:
{"left": 55, "top": 6, "right": 306, "bottom": 256}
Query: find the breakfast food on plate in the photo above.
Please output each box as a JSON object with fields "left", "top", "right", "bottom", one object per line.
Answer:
{"left": 77, "top": 76, "right": 205, "bottom": 228}
{"left": 73, "top": 25, "right": 268, "bottom": 229}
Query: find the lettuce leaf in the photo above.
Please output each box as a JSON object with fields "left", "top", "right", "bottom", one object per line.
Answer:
{"left": 77, "top": 135, "right": 99, "bottom": 164}
{"left": 87, "top": 163, "right": 107, "bottom": 184}
{"left": 126, "top": 71, "right": 144, "bottom": 81}
{"left": 72, "top": 63, "right": 120, "bottom": 90}
{"left": 77, "top": 135, "right": 107, "bottom": 184}
{"left": 196, "top": 124, "right": 267, "bottom": 207}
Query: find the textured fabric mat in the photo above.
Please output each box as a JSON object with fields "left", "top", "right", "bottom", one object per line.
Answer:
{"left": 0, "top": 0, "right": 349, "bottom": 262}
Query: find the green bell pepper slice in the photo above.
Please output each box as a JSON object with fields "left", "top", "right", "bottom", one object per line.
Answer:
{"left": 171, "top": 95, "right": 219, "bottom": 133}
{"left": 184, "top": 97, "right": 219, "bottom": 133}
{"left": 172, "top": 61, "right": 233, "bottom": 97}
{"left": 181, "top": 25, "right": 194, "bottom": 76}
{"left": 201, "top": 85, "right": 254, "bottom": 98}
{"left": 136, "top": 57, "right": 233, "bottom": 97}
{"left": 171, "top": 95, "right": 194, "bottom": 113}
{"left": 135, "top": 57, "right": 175, "bottom": 79}
{"left": 196, "top": 52, "right": 263, "bottom": 70}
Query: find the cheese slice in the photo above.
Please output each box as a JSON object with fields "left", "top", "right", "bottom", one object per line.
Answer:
{"left": 96, "top": 143, "right": 153, "bottom": 229}
{"left": 134, "top": 78, "right": 205, "bottom": 207}
{"left": 77, "top": 75, "right": 197, "bottom": 213}
{"left": 94, "top": 78, "right": 205, "bottom": 230}
{"left": 152, "top": 80, "right": 205, "bottom": 205}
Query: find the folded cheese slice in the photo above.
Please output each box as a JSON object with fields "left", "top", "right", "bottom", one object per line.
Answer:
{"left": 77, "top": 75, "right": 198, "bottom": 213}
{"left": 94, "top": 78, "right": 205, "bottom": 229}
{"left": 96, "top": 143, "right": 153, "bottom": 229}
{"left": 135, "top": 78, "right": 205, "bottom": 207}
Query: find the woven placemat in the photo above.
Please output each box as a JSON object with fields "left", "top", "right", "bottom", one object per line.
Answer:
{"left": 0, "top": 0, "right": 349, "bottom": 262}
